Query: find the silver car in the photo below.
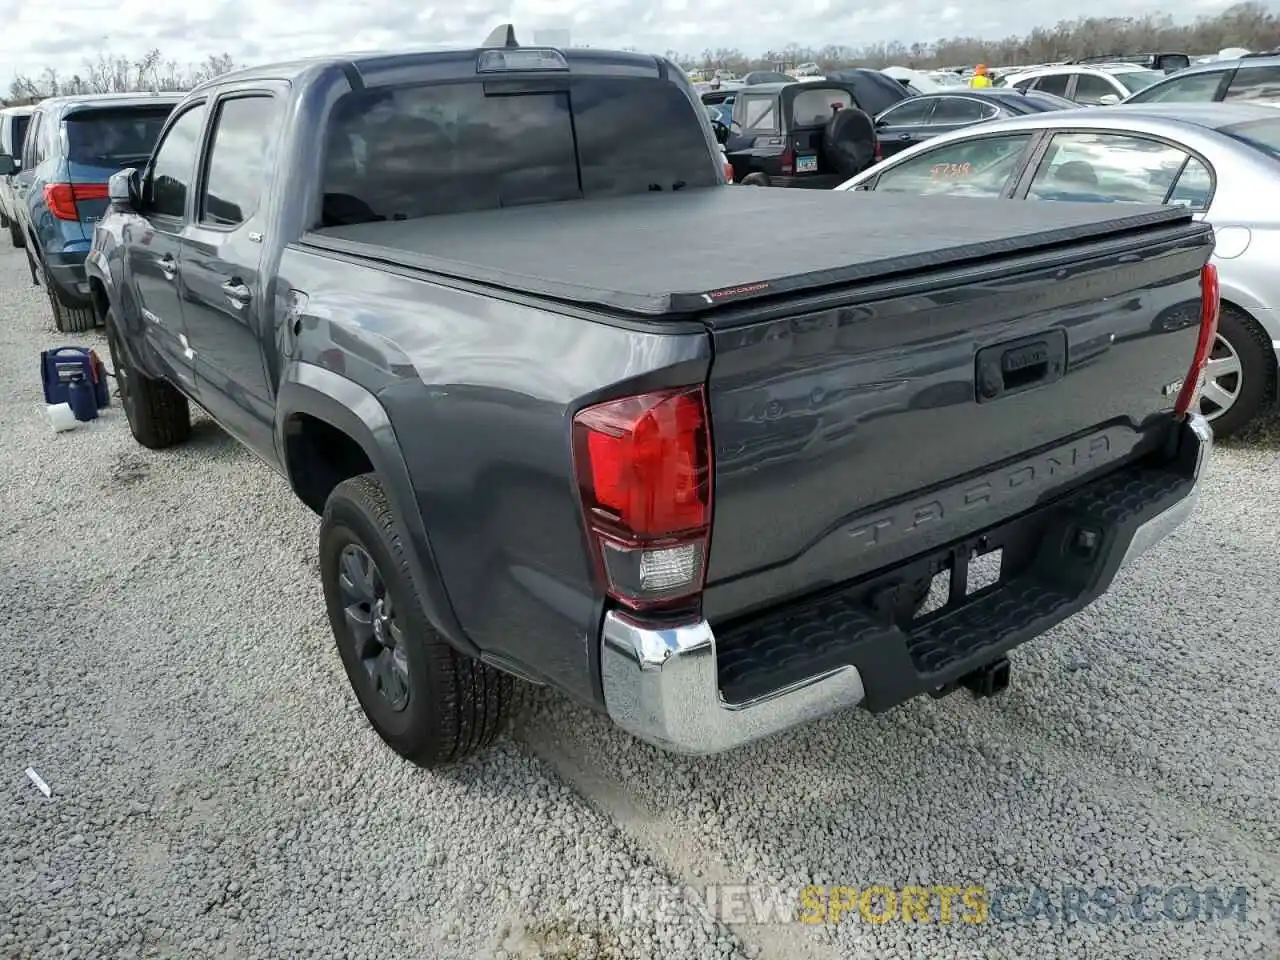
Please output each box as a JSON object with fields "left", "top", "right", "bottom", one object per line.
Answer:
{"left": 836, "top": 103, "right": 1280, "bottom": 437}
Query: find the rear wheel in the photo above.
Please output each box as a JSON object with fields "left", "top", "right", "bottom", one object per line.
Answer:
{"left": 1199, "top": 306, "right": 1275, "bottom": 439}
{"left": 320, "top": 474, "right": 517, "bottom": 768}
{"left": 104, "top": 306, "right": 192, "bottom": 449}
{"left": 9, "top": 220, "right": 25, "bottom": 249}
{"left": 740, "top": 172, "right": 770, "bottom": 186}
{"left": 42, "top": 261, "right": 95, "bottom": 333}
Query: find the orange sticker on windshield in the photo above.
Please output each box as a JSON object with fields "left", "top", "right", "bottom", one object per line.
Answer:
{"left": 930, "top": 162, "right": 973, "bottom": 179}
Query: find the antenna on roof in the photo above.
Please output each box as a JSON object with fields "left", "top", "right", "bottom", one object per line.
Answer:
{"left": 482, "top": 24, "right": 519, "bottom": 49}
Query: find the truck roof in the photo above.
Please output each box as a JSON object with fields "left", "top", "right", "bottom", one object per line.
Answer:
{"left": 34, "top": 91, "right": 184, "bottom": 116}
{"left": 196, "top": 46, "right": 669, "bottom": 93}
{"left": 306, "top": 188, "right": 1194, "bottom": 318}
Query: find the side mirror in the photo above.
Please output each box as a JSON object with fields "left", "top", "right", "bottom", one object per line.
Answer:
{"left": 0, "top": 154, "right": 15, "bottom": 177}
{"left": 712, "top": 120, "right": 729, "bottom": 145}
{"left": 1097, "top": 93, "right": 1121, "bottom": 106}
{"left": 108, "top": 167, "right": 140, "bottom": 212}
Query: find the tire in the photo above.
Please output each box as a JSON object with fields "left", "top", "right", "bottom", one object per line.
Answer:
{"left": 740, "top": 172, "right": 770, "bottom": 186}
{"left": 42, "top": 261, "right": 96, "bottom": 333}
{"left": 823, "top": 107, "right": 877, "bottom": 178}
{"left": 1, "top": 212, "right": 8, "bottom": 228}
{"left": 104, "top": 306, "right": 192, "bottom": 449}
{"left": 9, "top": 219, "right": 25, "bottom": 249}
{"left": 320, "top": 474, "right": 517, "bottom": 768}
{"left": 1200, "top": 306, "right": 1276, "bottom": 439}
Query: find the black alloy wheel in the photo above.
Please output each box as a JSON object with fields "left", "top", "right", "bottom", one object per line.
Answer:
{"left": 336, "top": 543, "right": 412, "bottom": 713}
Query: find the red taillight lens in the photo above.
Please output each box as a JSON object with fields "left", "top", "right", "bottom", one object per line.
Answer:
{"left": 1174, "top": 262, "right": 1221, "bottom": 419}
{"left": 780, "top": 146, "right": 795, "bottom": 175}
{"left": 43, "top": 182, "right": 109, "bottom": 221}
{"left": 572, "top": 386, "right": 713, "bottom": 611}
{"left": 724, "top": 159, "right": 734, "bottom": 182}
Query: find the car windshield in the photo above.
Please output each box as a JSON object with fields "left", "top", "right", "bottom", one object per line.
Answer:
{"left": 65, "top": 106, "right": 174, "bottom": 168}
{"left": 1114, "top": 70, "right": 1166, "bottom": 94}
{"left": 1218, "top": 117, "right": 1280, "bottom": 162}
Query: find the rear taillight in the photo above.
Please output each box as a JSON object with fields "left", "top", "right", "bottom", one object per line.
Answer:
{"left": 1174, "top": 262, "right": 1221, "bottom": 419}
{"left": 780, "top": 146, "right": 795, "bottom": 175}
{"left": 572, "top": 386, "right": 713, "bottom": 611}
{"left": 43, "top": 182, "right": 109, "bottom": 221}
{"left": 724, "top": 159, "right": 734, "bottom": 182}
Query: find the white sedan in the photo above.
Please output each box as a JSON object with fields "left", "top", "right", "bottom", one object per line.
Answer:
{"left": 837, "top": 102, "right": 1280, "bottom": 437}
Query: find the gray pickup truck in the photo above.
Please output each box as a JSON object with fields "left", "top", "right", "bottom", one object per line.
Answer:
{"left": 86, "top": 27, "right": 1217, "bottom": 767}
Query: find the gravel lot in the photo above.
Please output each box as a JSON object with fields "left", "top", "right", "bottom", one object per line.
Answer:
{"left": 2, "top": 244, "right": 1277, "bottom": 960}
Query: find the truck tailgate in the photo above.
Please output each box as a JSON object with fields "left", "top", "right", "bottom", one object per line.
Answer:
{"left": 701, "top": 216, "right": 1214, "bottom": 624}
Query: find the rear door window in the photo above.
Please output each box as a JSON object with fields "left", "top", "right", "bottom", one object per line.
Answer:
{"left": 791, "top": 88, "right": 853, "bottom": 127}
{"left": 321, "top": 77, "right": 717, "bottom": 227}
{"left": 1032, "top": 74, "right": 1071, "bottom": 97}
{"left": 872, "top": 133, "right": 1034, "bottom": 197}
{"left": 1168, "top": 157, "right": 1214, "bottom": 210}
{"left": 1223, "top": 65, "right": 1280, "bottom": 104}
{"left": 1072, "top": 73, "right": 1121, "bottom": 104}
{"left": 4, "top": 115, "right": 30, "bottom": 157}
{"left": 878, "top": 98, "right": 936, "bottom": 126}
{"left": 200, "top": 96, "right": 280, "bottom": 227}
{"left": 1025, "top": 132, "right": 1190, "bottom": 204}
{"left": 930, "top": 97, "right": 997, "bottom": 125}
{"left": 65, "top": 107, "right": 174, "bottom": 170}
{"left": 22, "top": 113, "right": 43, "bottom": 168}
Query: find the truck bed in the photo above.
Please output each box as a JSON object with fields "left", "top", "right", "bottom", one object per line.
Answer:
{"left": 303, "top": 188, "right": 1193, "bottom": 318}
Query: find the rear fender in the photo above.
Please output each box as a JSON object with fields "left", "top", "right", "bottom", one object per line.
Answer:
{"left": 275, "top": 361, "right": 479, "bottom": 657}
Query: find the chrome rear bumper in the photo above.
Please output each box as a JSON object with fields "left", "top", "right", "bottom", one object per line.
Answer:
{"left": 601, "top": 414, "right": 1212, "bottom": 756}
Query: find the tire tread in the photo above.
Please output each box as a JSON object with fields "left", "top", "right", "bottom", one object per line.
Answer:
{"left": 324, "top": 473, "right": 515, "bottom": 768}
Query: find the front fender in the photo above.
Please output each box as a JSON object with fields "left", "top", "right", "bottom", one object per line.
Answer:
{"left": 276, "top": 361, "right": 478, "bottom": 658}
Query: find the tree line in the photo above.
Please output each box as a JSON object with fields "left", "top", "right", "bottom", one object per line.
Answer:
{"left": 5, "top": 50, "right": 237, "bottom": 105}
{"left": 4, "top": 3, "right": 1278, "bottom": 107}
{"left": 670, "top": 3, "right": 1278, "bottom": 73}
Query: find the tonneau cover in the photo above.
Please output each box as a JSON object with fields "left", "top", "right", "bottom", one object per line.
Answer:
{"left": 305, "top": 187, "right": 1193, "bottom": 317}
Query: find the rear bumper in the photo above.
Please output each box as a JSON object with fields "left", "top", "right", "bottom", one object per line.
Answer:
{"left": 601, "top": 413, "right": 1212, "bottom": 755}
{"left": 45, "top": 248, "right": 92, "bottom": 304}
{"left": 768, "top": 173, "right": 847, "bottom": 189}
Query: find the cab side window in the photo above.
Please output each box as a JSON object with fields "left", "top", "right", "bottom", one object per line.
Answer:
{"left": 200, "top": 96, "right": 279, "bottom": 227}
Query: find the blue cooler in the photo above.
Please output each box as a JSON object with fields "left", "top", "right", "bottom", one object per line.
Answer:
{"left": 41, "top": 347, "right": 110, "bottom": 409}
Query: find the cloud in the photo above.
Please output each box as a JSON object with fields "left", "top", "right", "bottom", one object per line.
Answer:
{"left": 2, "top": 0, "right": 1215, "bottom": 79}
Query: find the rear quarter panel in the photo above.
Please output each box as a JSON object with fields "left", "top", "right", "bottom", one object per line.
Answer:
{"left": 277, "top": 246, "right": 712, "bottom": 707}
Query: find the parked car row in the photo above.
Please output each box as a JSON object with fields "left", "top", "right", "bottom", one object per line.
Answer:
{"left": 0, "top": 92, "right": 182, "bottom": 332}
{"left": 836, "top": 102, "right": 1280, "bottom": 437}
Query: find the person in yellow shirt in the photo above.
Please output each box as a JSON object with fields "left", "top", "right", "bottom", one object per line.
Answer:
{"left": 969, "top": 64, "right": 992, "bottom": 88}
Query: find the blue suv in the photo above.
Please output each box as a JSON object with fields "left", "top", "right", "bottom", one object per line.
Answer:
{"left": 1, "top": 92, "right": 181, "bottom": 332}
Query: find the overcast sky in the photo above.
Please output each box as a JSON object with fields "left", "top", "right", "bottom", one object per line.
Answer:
{"left": 0, "top": 0, "right": 1252, "bottom": 80}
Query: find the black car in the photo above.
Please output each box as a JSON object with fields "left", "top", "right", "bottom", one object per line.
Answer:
{"left": 721, "top": 81, "right": 879, "bottom": 187}
{"left": 873, "top": 89, "right": 1074, "bottom": 159}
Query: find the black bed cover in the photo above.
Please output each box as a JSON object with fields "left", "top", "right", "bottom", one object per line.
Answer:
{"left": 304, "top": 187, "right": 1195, "bottom": 318}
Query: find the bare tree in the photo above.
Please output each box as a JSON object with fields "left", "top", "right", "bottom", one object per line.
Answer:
{"left": 5, "top": 48, "right": 238, "bottom": 105}
{"left": 670, "top": 3, "right": 1279, "bottom": 72}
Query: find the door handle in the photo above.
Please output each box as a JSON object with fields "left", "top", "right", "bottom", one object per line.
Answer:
{"left": 159, "top": 254, "right": 176, "bottom": 280}
{"left": 221, "top": 279, "right": 252, "bottom": 308}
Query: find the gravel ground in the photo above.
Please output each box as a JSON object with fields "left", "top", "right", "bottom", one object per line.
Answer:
{"left": 2, "top": 243, "right": 1278, "bottom": 960}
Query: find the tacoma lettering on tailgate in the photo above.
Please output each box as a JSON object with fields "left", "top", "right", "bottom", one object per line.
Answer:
{"left": 846, "top": 432, "right": 1114, "bottom": 550}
